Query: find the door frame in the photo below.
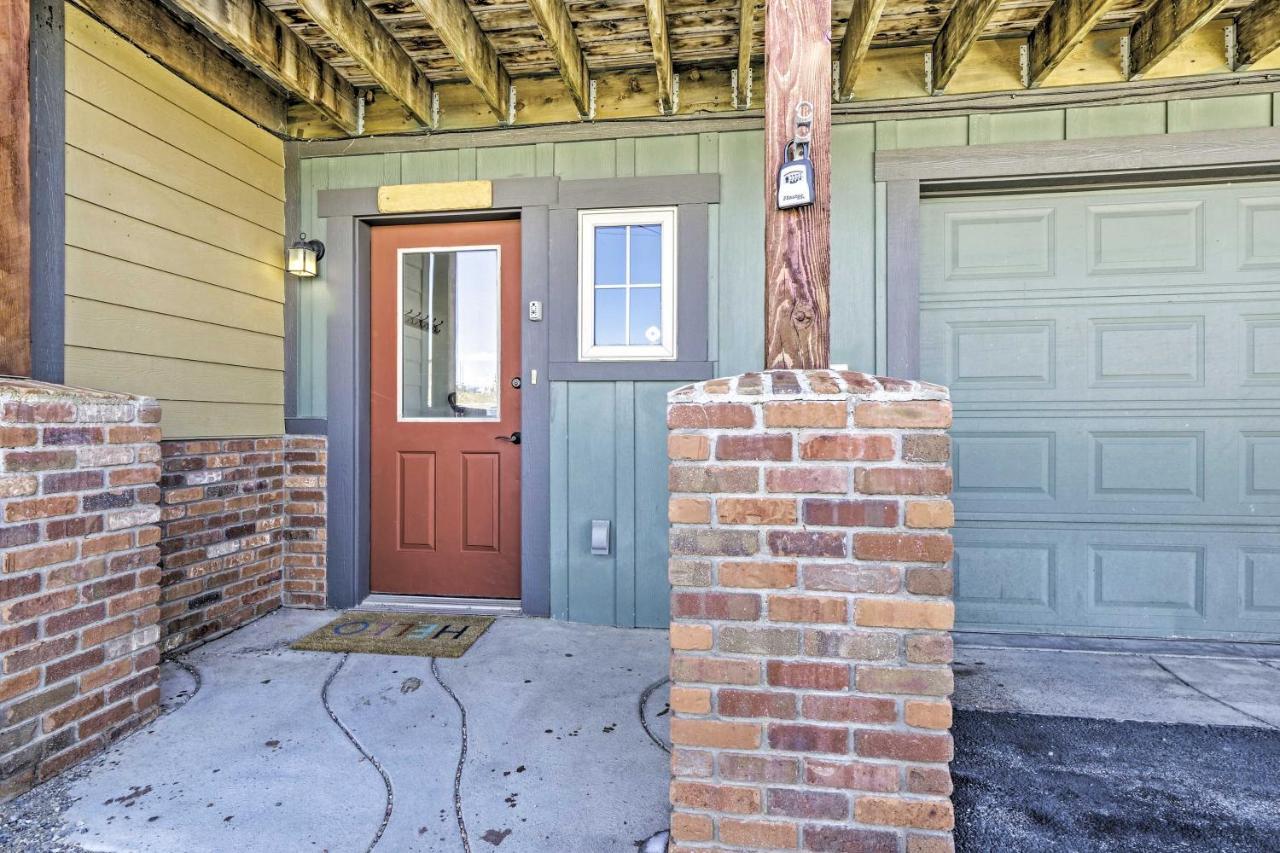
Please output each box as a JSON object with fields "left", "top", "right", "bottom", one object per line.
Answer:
{"left": 311, "top": 178, "right": 560, "bottom": 613}
{"left": 874, "top": 125, "right": 1280, "bottom": 379}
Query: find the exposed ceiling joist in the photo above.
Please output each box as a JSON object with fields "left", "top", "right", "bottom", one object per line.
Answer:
{"left": 1235, "top": 0, "right": 1280, "bottom": 70}
{"left": 1025, "top": 0, "right": 1116, "bottom": 86}
{"left": 294, "top": 0, "right": 434, "bottom": 128}
{"left": 526, "top": 0, "right": 592, "bottom": 117}
{"left": 931, "top": 0, "right": 1005, "bottom": 92}
{"left": 735, "top": 0, "right": 755, "bottom": 108}
{"left": 164, "top": 0, "right": 359, "bottom": 133}
{"left": 72, "top": 0, "right": 285, "bottom": 133}
{"left": 1127, "top": 0, "right": 1232, "bottom": 78}
{"left": 836, "top": 0, "right": 890, "bottom": 100}
{"left": 643, "top": 0, "right": 677, "bottom": 114}
{"left": 411, "top": 0, "right": 512, "bottom": 123}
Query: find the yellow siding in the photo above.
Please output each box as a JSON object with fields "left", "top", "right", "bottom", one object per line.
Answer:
{"left": 64, "top": 6, "right": 286, "bottom": 439}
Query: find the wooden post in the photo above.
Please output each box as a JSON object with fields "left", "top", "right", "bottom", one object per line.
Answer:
{"left": 1, "top": 0, "right": 32, "bottom": 377}
{"left": 764, "top": 0, "right": 832, "bottom": 370}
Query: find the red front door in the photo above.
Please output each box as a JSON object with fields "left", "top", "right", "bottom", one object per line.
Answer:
{"left": 370, "top": 220, "right": 522, "bottom": 598}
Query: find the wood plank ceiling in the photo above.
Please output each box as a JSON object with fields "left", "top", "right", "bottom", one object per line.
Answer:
{"left": 149, "top": 0, "right": 1280, "bottom": 135}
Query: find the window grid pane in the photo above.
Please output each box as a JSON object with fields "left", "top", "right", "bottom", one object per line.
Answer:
{"left": 593, "top": 223, "right": 663, "bottom": 347}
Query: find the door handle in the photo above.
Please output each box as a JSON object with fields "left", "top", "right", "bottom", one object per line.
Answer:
{"left": 496, "top": 431, "right": 521, "bottom": 445}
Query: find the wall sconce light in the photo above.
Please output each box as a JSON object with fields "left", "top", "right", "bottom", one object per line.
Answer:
{"left": 287, "top": 233, "right": 325, "bottom": 278}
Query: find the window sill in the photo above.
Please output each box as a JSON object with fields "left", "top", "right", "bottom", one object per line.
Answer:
{"left": 546, "top": 361, "right": 716, "bottom": 382}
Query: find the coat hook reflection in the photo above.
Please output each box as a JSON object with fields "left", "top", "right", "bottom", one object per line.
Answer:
{"left": 403, "top": 310, "right": 444, "bottom": 334}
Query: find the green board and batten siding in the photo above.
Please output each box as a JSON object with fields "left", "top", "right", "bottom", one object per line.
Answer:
{"left": 64, "top": 8, "right": 286, "bottom": 439}
{"left": 295, "top": 92, "right": 1280, "bottom": 630}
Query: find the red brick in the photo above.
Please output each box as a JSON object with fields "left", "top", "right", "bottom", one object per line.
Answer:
{"left": 767, "top": 531, "right": 846, "bottom": 558}
{"left": 906, "top": 500, "right": 954, "bottom": 529}
{"left": 669, "top": 466, "right": 759, "bottom": 494}
{"left": 43, "top": 692, "right": 105, "bottom": 733}
{"left": 903, "top": 435, "right": 951, "bottom": 463}
{"left": 671, "top": 813, "right": 713, "bottom": 843}
{"left": 718, "top": 689, "right": 797, "bottom": 719}
{"left": 908, "top": 767, "right": 953, "bottom": 796}
{"left": 908, "top": 833, "right": 956, "bottom": 853}
{"left": 855, "top": 599, "right": 954, "bottom": 630}
{"left": 767, "top": 661, "right": 849, "bottom": 691}
{"left": 766, "top": 787, "right": 848, "bottom": 819}
{"left": 668, "top": 498, "right": 711, "bottom": 524}
{"left": 2, "top": 450, "right": 76, "bottom": 472}
{"left": 802, "top": 499, "right": 898, "bottom": 527}
{"left": 806, "top": 758, "right": 900, "bottom": 792}
{"left": 906, "top": 700, "right": 953, "bottom": 729}
{"left": 667, "top": 403, "right": 755, "bottom": 429}
{"left": 671, "top": 748, "right": 714, "bottom": 778}
{"left": 669, "top": 686, "right": 711, "bottom": 714}
{"left": 667, "top": 434, "right": 711, "bottom": 461}
{"left": 854, "top": 533, "right": 953, "bottom": 564}
{"left": 805, "top": 825, "right": 898, "bottom": 853}
{"left": 4, "top": 495, "right": 78, "bottom": 522}
{"left": 671, "top": 781, "right": 761, "bottom": 814}
{"left": 1, "top": 589, "right": 78, "bottom": 624}
{"left": 804, "top": 629, "right": 900, "bottom": 661}
{"left": 854, "top": 401, "right": 952, "bottom": 428}
{"left": 670, "top": 624, "right": 712, "bottom": 651}
{"left": 906, "top": 568, "right": 954, "bottom": 596}
{"left": 672, "top": 591, "right": 761, "bottom": 621}
{"left": 77, "top": 699, "right": 135, "bottom": 739}
{"left": 802, "top": 564, "right": 899, "bottom": 594}
{"left": 800, "top": 434, "right": 895, "bottom": 461}
{"left": 719, "top": 561, "right": 797, "bottom": 589}
{"left": 45, "top": 604, "right": 106, "bottom": 638}
{"left": 718, "top": 498, "right": 797, "bottom": 525}
{"left": 671, "top": 718, "right": 761, "bottom": 749}
{"left": 719, "top": 818, "right": 799, "bottom": 850}
{"left": 0, "top": 575, "right": 40, "bottom": 602}
{"left": 670, "top": 656, "right": 760, "bottom": 685}
{"left": 107, "top": 426, "right": 162, "bottom": 444}
{"left": 764, "top": 401, "right": 847, "bottom": 428}
{"left": 856, "top": 796, "right": 954, "bottom": 830}
{"left": 0, "top": 670, "right": 40, "bottom": 703}
{"left": 856, "top": 468, "right": 952, "bottom": 497}
{"left": 907, "top": 633, "right": 954, "bottom": 664}
{"left": 3, "top": 635, "right": 76, "bottom": 674}
{"left": 46, "top": 647, "right": 106, "bottom": 683}
{"left": 856, "top": 666, "right": 954, "bottom": 696}
{"left": 717, "top": 434, "right": 793, "bottom": 461}
{"left": 765, "top": 467, "right": 848, "bottom": 494}
{"left": 718, "top": 626, "right": 801, "bottom": 656}
{"left": 3, "top": 540, "right": 77, "bottom": 572}
{"left": 768, "top": 596, "right": 846, "bottom": 624}
{"left": 670, "top": 529, "right": 759, "bottom": 557}
{"left": 718, "top": 753, "right": 800, "bottom": 784}
{"left": 801, "top": 695, "right": 897, "bottom": 724}
{"left": 857, "top": 730, "right": 953, "bottom": 762}
{"left": 0, "top": 427, "right": 37, "bottom": 447}
{"left": 768, "top": 723, "right": 849, "bottom": 755}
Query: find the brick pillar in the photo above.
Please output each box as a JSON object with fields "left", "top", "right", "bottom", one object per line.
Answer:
{"left": 0, "top": 380, "right": 163, "bottom": 801}
{"left": 282, "top": 435, "right": 327, "bottom": 608}
{"left": 667, "top": 370, "right": 955, "bottom": 853}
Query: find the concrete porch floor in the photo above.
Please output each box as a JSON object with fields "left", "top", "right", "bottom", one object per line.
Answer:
{"left": 4, "top": 615, "right": 1280, "bottom": 852}
{"left": 0, "top": 609, "right": 672, "bottom": 853}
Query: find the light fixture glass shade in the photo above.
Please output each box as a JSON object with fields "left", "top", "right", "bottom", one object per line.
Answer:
{"left": 287, "top": 244, "right": 318, "bottom": 277}
{"left": 287, "top": 233, "right": 325, "bottom": 278}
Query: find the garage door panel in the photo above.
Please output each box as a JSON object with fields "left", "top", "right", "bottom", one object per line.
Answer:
{"left": 923, "top": 180, "right": 1280, "bottom": 642}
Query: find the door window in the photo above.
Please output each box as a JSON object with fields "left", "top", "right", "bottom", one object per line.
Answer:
{"left": 399, "top": 247, "right": 501, "bottom": 420}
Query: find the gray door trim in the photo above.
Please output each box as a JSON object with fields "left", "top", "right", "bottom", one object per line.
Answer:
{"left": 29, "top": 0, "right": 64, "bottom": 383}
{"left": 314, "top": 178, "right": 558, "bottom": 614}
{"left": 876, "top": 126, "right": 1280, "bottom": 379}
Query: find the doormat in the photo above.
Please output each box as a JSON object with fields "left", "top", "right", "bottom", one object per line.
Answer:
{"left": 291, "top": 611, "right": 495, "bottom": 658}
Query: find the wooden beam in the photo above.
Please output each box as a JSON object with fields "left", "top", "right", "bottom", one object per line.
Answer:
{"left": 1236, "top": 0, "right": 1280, "bottom": 70}
{"left": 1026, "top": 0, "right": 1116, "bottom": 86}
{"left": 1, "top": 0, "right": 31, "bottom": 377}
{"left": 644, "top": 0, "right": 677, "bottom": 113}
{"left": 931, "top": 0, "right": 1004, "bottom": 92}
{"left": 836, "top": 0, "right": 891, "bottom": 100}
{"left": 411, "top": 0, "right": 512, "bottom": 122}
{"left": 295, "top": 0, "right": 434, "bottom": 128}
{"left": 165, "top": 0, "right": 359, "bottom": 133}
{"left": 764, "top": 0, "right": 832, "bottom": 369}
{"left": 736, "top": 0, "right": 755, "bottom": 108}
{"left": 71, "top": 0, "right": 285, "bottom": 133}
{"left": 1128, "top": 0, "right": 1232, "bottom": 78}
{"left": 526, "top": 0, "right": 592, "bottom": 116}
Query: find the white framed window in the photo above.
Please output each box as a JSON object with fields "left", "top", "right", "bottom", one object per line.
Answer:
{"left": 578, "top": 207, "right": 678, "bottom": 361}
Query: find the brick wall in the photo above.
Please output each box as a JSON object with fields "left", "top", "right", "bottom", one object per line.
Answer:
{"left": 158, "top": 435, "right": 327, "bottom": 653}
{"left": 666, "top": 370, "right": 955, "bottom": 853}
{"left": 0, "top": 380, "right": 163, "bottom": 800}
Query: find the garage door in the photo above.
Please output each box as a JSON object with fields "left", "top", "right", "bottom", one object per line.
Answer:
{"left": 919, "top": 180, "right": 1280, "bottom": 642}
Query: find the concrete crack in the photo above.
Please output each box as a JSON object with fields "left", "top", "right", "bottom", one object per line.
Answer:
{"left": 639, "top": 677, "right": 671, "bottom": 755}
{"left": 1150, "top": 657, "right": 1279, "bottom": 731}
{"left": 431, "top": 657, "right": 472, "bottom": 853}
{"left": 160, "top": 656, "right": 202, "bottom": 717}
{"left": 322, "top": 653, "right": 395, "bottom": 852}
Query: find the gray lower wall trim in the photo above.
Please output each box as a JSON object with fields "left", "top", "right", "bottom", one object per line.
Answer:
{"left": 286, "top": 417, "right": 328, "bottom": 435}
{"left": 875, "top": 125, "right": 1280, "bottom": 184}
{"left": 29, "top": 0, "right": 64, "bottom": 384}
{"left": 555, "top": 174, "right": 720, "bottom": 207}
{"left": 547, "top": 361, "right": 715, "bottom": 381}
{"left": 493, "top": 177, "right": 559, "bottom": 208}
